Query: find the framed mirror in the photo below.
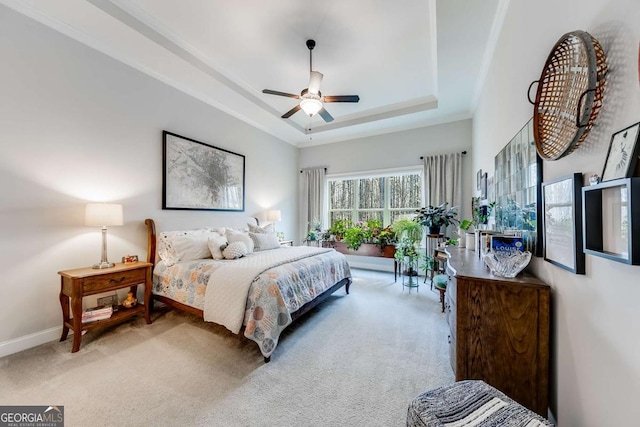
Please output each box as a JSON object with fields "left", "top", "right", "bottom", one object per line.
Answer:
{"left": 493, "top": 118, "right": 543, "bottom": 256}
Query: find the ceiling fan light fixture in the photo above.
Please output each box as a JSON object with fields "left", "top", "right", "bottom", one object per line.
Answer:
{"left": 300, "top": 97, "right": 323, "bottom": 117}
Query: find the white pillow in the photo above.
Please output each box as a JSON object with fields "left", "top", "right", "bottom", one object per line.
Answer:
{"left": 226, "top": 230, "right": 254, "bottom": 254}
{"left": 249, "top": 232, "right": 281, "bottom": 251}
{"left": 157, "top": 229, "right": 212, "bottom": 266}
{"left": 248, "top": 222, "right": 275, "bottom": 234}
{"left": 223, "top": 241, "right": 248, "bottom": 259}
{"left": 207, "top": 233, "right": 228, "bottom": 260}
{"left": 208, "top": 227, "right": 226, "bottom": 235}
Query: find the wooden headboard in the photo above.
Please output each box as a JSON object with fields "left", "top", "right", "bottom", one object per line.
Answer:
{"left": 145, "top": 219, "right": 158, "bottom": 266}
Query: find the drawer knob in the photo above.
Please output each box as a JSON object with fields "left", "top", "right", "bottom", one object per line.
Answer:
{"left": 109, "top": 277, "right": 126, "bottom": 284}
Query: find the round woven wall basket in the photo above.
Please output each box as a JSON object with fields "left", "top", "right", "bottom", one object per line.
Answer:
{"left": 529, "top": 30, "right": 607, "bottom": 160}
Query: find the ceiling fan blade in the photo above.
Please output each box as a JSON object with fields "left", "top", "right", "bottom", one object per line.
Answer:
{"left": 263, "top": 89, "right": 300, "bottom": 99}
{"left": 308, "top": 71, "right": 323, "bottom": 95}
{"left": 323, "top": 95, "right": 360, "bottom": 103}
{"left": 318, "top": 107, "right": 334, "bottom": 123}
{"left": 282, "top": 104, "right": 301, "bottom": 118}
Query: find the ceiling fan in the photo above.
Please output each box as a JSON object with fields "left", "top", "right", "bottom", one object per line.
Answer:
{"left": 262, "top": 39, "right": 360, "bottom": 123}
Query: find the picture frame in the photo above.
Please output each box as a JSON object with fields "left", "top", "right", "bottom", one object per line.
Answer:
{"left": 163, "top": 131, "right": 245, "bottom": 211}
{"left": 542, "top": 173, "right": 585, "bottom": 274}
{"left": 480, "top": 172, "right": 488, "bottom": 199}
{"left": 477, "top": 169, "right": 482, "bottom": 191}
{"left": 601, "top": 122, "right": 640, "bottom": 182}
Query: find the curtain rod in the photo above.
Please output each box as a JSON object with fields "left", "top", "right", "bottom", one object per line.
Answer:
{"left": 420, "top": 151, "right": 467, "bottom": 160}
{"left": 300, "top": 167, "right": 328, "bottom": 173}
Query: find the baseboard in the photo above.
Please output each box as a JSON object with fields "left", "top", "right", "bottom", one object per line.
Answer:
{"left": 347, "top": 258, "right": 394, "bottom": 272}
{"left": 0, "top": 326, "right": 63, "bottom": 358}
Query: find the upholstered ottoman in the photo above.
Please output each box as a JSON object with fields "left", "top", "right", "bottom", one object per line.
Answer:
{"left": 407, "top": 380, "right": 553, "bottom": 427}
{"left": 432, "top": 274, "right": 447, "bottom": 313}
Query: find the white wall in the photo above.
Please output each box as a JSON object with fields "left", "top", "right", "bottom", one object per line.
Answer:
{"left": 300, "top": 120, "right": 473, "bottom": 270}
{"left": 0, "top": 6, "right": 298, "bottom": 356}
{"left": 472, "top": 0, "right": 640, "bottom": 425}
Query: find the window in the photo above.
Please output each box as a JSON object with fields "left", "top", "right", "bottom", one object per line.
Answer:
{"left": 327, "top": 168, "right": 423, "bottom": 227}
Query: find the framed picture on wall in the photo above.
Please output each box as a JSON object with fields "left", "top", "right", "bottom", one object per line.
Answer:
{"left": 542, "top": 173, "right": 585, "bottom": 274}
{"left": 163, "top": 131, "right": 245, "bottom": 211}
{"left": 477, "top": 169, "right": 483, "bottom": 191}
{"left": 601, "top": 122, "right": 640, "bottom": 182}
{"left": 480, "top": 173, "right": 487, "bottom": 199}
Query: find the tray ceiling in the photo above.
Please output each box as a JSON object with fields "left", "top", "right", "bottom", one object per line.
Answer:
{"left": 2, "top": 0, "right": 507, "bottom": 147}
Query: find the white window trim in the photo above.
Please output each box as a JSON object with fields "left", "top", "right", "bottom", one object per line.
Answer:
{"left": 324, "top": 165, "right": 425, "bottom": 227}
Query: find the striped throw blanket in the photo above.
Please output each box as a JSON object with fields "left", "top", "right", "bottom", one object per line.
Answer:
{"left": 407, "top": 380, "right": 554, "bottom": 427}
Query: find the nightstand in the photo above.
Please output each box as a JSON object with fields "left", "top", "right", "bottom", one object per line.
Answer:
{"left": 58, "top": 262, "right": 152, "bottom": 352}
{"left": 280, "top": 240, "right": 294, "bottom": 247}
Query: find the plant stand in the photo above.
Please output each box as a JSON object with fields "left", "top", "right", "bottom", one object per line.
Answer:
{"left": 424, "top": 234, "right": 445, "bottom": 286}
{"left": 402, "top": 258, "right": 419, "bottom": 292}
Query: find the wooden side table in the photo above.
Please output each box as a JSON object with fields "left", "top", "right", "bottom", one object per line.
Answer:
{"left": 58, "top": 262, "right": 153, "bottom": 353}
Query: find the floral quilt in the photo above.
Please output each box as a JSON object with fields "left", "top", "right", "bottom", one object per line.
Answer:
{"left": 152, "top": 248, "right": 351, "bottom": 358}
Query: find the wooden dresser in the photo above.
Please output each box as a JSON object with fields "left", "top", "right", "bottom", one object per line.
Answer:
{"left": 444, "top": 247, "right": 550, "bottom": 416}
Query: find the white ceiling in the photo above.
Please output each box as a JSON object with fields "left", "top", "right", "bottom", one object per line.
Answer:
{"left": 2, "top": 0, "right": 507, "bottom": 147}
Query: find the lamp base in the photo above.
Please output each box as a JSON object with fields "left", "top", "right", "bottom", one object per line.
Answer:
{"left": 92, "top": 261, "right": 115, "bottom": 269}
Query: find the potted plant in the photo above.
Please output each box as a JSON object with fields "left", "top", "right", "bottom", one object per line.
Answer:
{"left": 326, "top": 218, "right": 350, "bottom": 241}
{"left": 415, "top": 202, "right": 460, "bottom": 235}
{"left": 343, "top": 221, "right": 373, "bottom": 250}
{"left": 392, "top": 217, "right": 423, "bottom": 277}
{"left": 391, "top": 218, "right": 423, "bottom": 244}
{"left": 394, "top": 237, "right": 420, "bottom": 277}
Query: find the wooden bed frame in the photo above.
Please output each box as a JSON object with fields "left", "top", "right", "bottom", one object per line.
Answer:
{"left": 144, "top": 218, "right": 351, "bottom": 362}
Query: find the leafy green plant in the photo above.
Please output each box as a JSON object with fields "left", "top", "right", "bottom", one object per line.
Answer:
{"left": 376, "top": 226, "right": 397, "bottom": 248}
{"left": 339, "top": 218, "right": 393, "bottom": 251}
{"left": 419, "top": 253, "right": 435, "bottom": 273}
{"left": 327, "top": 218, "right": 350, "bottom": 240}
{"left": 459, "top": 219, "right": 473, "bottom": 231}
{"left": 472, "top": 197, "right": 496, "bottom": 227}
{"left": 415, "top": 202, "right": 459, "bottom": 230}
{"left": 391, "top": 218, "right": 423, "bottom": 245}
{"left": 343, "top": 225, "right": 372, "bottom": 250}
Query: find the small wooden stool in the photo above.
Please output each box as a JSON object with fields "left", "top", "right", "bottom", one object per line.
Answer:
{"left": 432, "top": 274, "right": 447, "bottom": 313}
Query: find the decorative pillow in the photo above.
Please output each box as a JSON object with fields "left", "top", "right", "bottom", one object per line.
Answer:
{"left": 207, "top": 232, "right": 228, "bottom": 260}
{"left": 223, "top": 241, "right": 248, "bottom": 259}
{"left": 208, "top": 227, "right": 226, "bottom": 235}
{"left": 249, "top": 232, "right": 282, "bottom": 251}
{"left": 226, "top": 230, "right": 254, "bottom": 254}
{"left": 157, "top": 229, "right": 212, "bottom": 266}
{"left": 248, "top": 222, "right": 275, "bottom": 234}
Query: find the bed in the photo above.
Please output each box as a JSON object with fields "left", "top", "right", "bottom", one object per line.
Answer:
{"left": 144, "top": 218, "right": 352, "bottom": 362}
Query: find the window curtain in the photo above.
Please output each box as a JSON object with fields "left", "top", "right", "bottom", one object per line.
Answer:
{"left": 423, "top": 152, "right": 463, "bottom": 214}
{"left": 299, "top": 168, "right": 326, "bottom": 241}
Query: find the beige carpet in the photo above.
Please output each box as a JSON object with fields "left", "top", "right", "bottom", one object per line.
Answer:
{"left": 0, "top": 269, "right": 454, "bottom": 426}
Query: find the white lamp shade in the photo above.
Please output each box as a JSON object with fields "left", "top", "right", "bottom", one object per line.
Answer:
{"left": 267, "top": 210, "right": 282, "bottom": 222}
{"left": 84, "top": 203, "right": 124, "bottom": 226}
{"left": 300, "top": 98, "right": 323, "bottom": 117}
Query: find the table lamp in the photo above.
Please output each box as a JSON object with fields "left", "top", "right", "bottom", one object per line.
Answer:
{"left": 85, "top": 203, "right": 123, "bottom": 269}
{"left": 267, "top": 209, "right": 281, "bottom": 237}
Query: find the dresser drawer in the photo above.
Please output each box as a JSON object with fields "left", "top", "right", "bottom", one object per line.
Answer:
{"left": 447, "top": 299, "right": 456, "bottom": 337}
{"left": 83, "top": 267, "right": 147, "bottom": 294}
{"left": 448, "top": 331, "right": 456, "bottom": 375}
{"left": 447, "top": 274, "right": 457, "bottom": 306}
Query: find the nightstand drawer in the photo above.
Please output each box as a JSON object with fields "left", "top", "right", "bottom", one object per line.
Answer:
{"left": 83, "top": 268, "right": 147, "bottom": 294}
